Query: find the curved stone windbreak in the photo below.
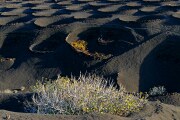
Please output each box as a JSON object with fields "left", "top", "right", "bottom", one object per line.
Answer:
{"left": 66, "top": 26, "right": 144, "bottom": 58}
{"left": 29, "top": 29, "right": 67, "bottom": 54}
{"left": 0, "top": 57, "right": 15, "bottom": 70}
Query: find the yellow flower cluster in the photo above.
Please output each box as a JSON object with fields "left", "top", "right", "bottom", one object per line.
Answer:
{"left": 71, "top": 40, "right": 88, "bottom": 52}
{"left": 70, "top": 40, "right": 107, "bottom": 60}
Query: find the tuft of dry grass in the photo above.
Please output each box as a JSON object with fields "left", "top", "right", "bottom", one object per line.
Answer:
{"left": 28, "top": 74, "right": 148, "bottom": 116}
{"left": 149, "top": 86, "right": 166, "bottom": 96}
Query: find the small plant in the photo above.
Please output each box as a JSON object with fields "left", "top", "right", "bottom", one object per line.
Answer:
{"left": 71, "top": 40, "right": 92, "bottom": 56}
{"left": 149, "top": 86, "right": 166, "bottom": 96}
{"left": 71, "top": 40, "right": 89, "bottom": 53}
{"left": 97, "top": 34, "right": 114, "bottom": 45}
{"left": 70, "top": 40, "right": 110, "bottom": 60}
{"left": 27, "top": 74, "right": 148, "bottom": 116}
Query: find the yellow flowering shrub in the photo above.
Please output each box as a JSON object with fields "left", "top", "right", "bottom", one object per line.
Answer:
{"left": 29, "top": 74, "right": 148, "bottom": 116}
{"left": 70, "top": 40, "right": 109, "bottom": 59}
{"left": 71, "top": 40, "right": 88, "bottom": 52}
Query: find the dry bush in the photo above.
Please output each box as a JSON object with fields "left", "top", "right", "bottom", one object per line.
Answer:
{"left": 149, "top": 86, "right": 166, "bottom": 96}
{"left": 28, "top": 74, "right": 148, "bottom": 116}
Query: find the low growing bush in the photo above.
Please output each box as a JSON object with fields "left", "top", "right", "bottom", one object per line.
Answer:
{"left": 28, "top": 74, "right": 148, "bottom": 116}
{"left": 149, "top": 86, "right": 166, "bottom": 96}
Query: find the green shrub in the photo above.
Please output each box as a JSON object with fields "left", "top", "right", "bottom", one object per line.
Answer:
{"left": 28, "top": 74, "right": 148, "bottom": 116}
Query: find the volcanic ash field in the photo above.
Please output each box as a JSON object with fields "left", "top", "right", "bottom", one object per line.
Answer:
{"left": 0, "top": 0, "right": 180, "bottom": 120}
